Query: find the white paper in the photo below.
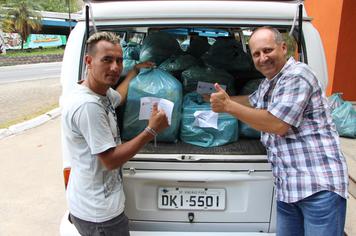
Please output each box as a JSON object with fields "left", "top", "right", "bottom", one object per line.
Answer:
{"left": 139, "top": 97, "right": 174, "bottom": 125}
{"left": 196, "top": 81, "right": 226, "bottom": 94}
{"left": 193, "top": 110, "right": 218, "bottom": 129}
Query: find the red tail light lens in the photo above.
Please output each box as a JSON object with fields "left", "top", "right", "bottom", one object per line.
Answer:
{"left": 63, "top": 167, "right": 71, "bottom": 189}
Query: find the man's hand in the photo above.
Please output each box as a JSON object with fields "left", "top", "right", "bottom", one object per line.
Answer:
{"left": 210, "top": 83, "right": 231, "bottom": 113}
{"left": 133, "top": 61, "right": 155, "bottom": 73}
{"left": 147, "top": 103, "right": 169, "bottom": 134}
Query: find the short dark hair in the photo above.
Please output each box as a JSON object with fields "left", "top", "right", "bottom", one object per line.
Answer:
{"left": 86, "top": 31, "right": 120, "bottom": 55}
{"left": 250, "top": 26, "right": 284, "bottom": 44}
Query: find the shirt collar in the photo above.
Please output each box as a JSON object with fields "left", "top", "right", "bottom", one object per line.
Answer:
{"left": 267, "top": 57, "right": 295, "bottom": 84}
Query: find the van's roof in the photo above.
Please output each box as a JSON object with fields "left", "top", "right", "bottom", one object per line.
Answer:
{"left": 80, "top": 1, "right": 309, "bottom": 23}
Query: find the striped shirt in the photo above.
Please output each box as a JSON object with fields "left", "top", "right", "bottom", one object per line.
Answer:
{"left": 249, "top": 57, "right": 348, "bottom": 203}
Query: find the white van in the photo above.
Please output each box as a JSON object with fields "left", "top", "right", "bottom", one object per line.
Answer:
{"left": 60, "top": 1, "right": 328, "bottom": 235}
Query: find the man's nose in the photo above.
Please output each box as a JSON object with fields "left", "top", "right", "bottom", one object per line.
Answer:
{"left": 260, "top": 53, "right": 268, "bottom": 62}
{"left": 111, "top": 61, "right": 121, "bottom": 71}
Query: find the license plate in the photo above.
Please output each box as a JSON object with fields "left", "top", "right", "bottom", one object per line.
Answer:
{"left": 158, "top": 187, "right": 225, "bottom": 210}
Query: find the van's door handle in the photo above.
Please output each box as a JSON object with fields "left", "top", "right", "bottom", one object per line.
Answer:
{"left": 123, "top": 171, "right": 272, "bottom": 182}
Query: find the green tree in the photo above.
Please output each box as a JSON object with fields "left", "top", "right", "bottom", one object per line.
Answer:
{"left": 38, "top": 0, "right": 81, "bottom": 13}
{"left": 1, "top": 0, "right": 42, "bottom": 50}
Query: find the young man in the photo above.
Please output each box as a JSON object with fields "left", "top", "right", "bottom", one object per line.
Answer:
{"left": 61, "top": 31, "right": 169, "bottom": 236}
{"left": 210, "top": 26, "right": 348, "bottom": 236}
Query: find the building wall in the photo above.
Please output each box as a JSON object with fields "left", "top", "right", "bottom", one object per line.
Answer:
{"left": 332, "top": 0, "right": 356, "bottom": 101}
{"left": 305, "top": 0, "right": 356, "bottom": 101}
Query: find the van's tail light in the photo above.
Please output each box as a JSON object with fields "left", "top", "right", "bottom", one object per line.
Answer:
{"left": 63, "top": 167, "right": 71, "bottom": 189}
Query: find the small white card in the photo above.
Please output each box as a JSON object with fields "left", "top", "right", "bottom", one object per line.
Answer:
{"left": 193, "top": 110, "right": 218, "bottom": 129}
{"left": 196, "top": 81, "right": 226, "bottom": 94}
{"left": 139, "top": 97, "right": 174, "bottom": 125}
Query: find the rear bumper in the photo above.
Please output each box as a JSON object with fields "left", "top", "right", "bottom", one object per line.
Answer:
{"left": 60, "top": 211, "right": 275, "bottom": 236}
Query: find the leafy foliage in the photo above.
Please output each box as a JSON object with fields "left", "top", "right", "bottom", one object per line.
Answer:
{"left": 1, "top": 0, "right": 42, "bottom": 49}
{"left": 0, "top": 0, "right": 81, "bottom": 13}
{"left": 38, "top": 0, "right": 81, "bottom": 13}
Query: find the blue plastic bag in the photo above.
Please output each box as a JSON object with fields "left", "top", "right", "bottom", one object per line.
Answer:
{"left": 122, "top": 59, "right": 138, "bottom": 76}
{"left": 328, "top": 93, "right": 344, "bottom": 111}
{"left": 181, "top": 65, "right": 236, "bottom": 95}
{"left": 238, "top": 79, "right": 262, "bottom": 138}
{"left": 159, "top": 54, "right": 198, "bottom": 75}
{"left": 122, "top": 68, "right": 183, "bottom": 142}
{"left": 202, "top": 37, "right": 252, "bottom": 72}
{"left": 139, "top": 32, "right": 182, "bottom": 65}
{"left": 180, "top": 93, "right": 238, "bottom": 147}
{"left": 332, "top": 101, "right": 356, "bottom": 138}
{"left": 123, "top": 42, "right": 141, "bottom": 60}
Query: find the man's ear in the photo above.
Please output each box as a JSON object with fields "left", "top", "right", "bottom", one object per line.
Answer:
{"left": 281, "top": 42, "right": 288, "bottom": 55}
{"left": 85, "top": 55, "right": 92, "bottom": 69}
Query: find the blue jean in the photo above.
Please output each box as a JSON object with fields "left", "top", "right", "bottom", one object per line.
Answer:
{"left": 70, "top": 212, "right": 130, "bottom": 236}
{"left": 277, "top": 190, "right": 346, "bottom": 236}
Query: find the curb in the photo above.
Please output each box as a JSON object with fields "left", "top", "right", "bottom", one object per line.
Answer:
{"left": 0, "top": 107, "right": 61, "bottom": 140}
{"left": 0, "top": 54, "right": 63, "bottom": 67}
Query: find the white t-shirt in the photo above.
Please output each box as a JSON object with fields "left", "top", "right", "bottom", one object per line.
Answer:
{"left": 61, "top": 84, "right": 125, "bottom": 222}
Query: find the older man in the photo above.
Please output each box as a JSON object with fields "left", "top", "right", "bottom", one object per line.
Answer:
{"left": 210, "top": 26, "right": 348, "bottom": 236}
{"left": 61, "top": 31, "right": 169, "bottom": 236}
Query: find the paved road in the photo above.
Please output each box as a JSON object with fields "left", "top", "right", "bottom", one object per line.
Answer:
{"left": 0, "top": 62, "right": 62, "bottom": 84}
{"left": 0, "top": 117, "right": 65, "bottom": 236}
{"left": 0, "top": 63, "right": 61, "bottom": 126}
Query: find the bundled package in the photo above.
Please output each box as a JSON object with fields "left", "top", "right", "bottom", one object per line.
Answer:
{"left": 329, "top": 93, "right": 356, "bottom": 138}
{"left": 202, "top": 37, "right": 252, "bottom": 73}
{"left": 180, "top": 93, "right": 238, "bottom": 147}
{"left": 181, "top": 65, "right": 236, "bottom": 95}
{"left": 139, "top": 32, "right": 182, "bottom": 65}
{"left": 122, "top": 68, "right": 183, "bottom": 142}
{"left": 159, "top": 54, "right": 198, "bottom": 80}
{"left": 122, "top": 42, "right": 141, "bottom": 75}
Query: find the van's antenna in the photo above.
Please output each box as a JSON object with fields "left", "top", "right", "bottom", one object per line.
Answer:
{"left": 289, "top": 0, "right": 304, "bottom": 61}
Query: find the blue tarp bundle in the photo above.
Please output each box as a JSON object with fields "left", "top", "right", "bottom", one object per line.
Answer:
{"left": 122, "top": 68, "right": 183, "bottom": 142}
{"left": 239, "top": 78, "right": 264, "bottom": 95}
{"left": 122, "top": 42, "right": 141, "bottom": 75}
{"left": 181, "top": 65, "right": 236, "bottom": 95}
{"left": 123, "top": 42, "right": 141, "bottom": 60}
{"left": 159, "top": 54, "right": 198, "bottom": 74}
{"left": 328, "top": 93, "right": 356, "bottom": 138}
{"left": 139, "top": 32, "right": 182, "bottom": 65}
{"left": 186, "top": 35, "right": 210, "bottom": 59}
{"left": 159, "top": 54, "right": 198, "bottom": 80}
{"left": 122, "top": 59, "right": 138, "bottom": 76}
{"left": 202, "top": 37, "right": 252, "bottom": 72}
{"left": 180, "top": 93, "right": 238, "bottom": 147}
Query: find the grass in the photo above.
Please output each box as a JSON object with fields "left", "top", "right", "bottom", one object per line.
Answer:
{"left": 0, "top": 103, "right": 59, "bottom": 129}
{"left": 1, "top": 47, "right": 64, "bottom": 57}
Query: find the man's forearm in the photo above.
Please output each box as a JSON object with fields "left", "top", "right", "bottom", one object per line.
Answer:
{"left": 225, "top": 100, "right": 290, "bottom": 135}
{"left": 230, "top": 95, "right": 252, "bottom": 107}
{"left": 98, "top": 128, "right": 154, "bottom": 170}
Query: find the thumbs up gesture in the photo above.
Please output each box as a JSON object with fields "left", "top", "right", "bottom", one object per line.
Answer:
{"left": 210, "top": 83, "right": 231, "bottom": 113}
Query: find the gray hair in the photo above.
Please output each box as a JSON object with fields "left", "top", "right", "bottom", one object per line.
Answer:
{"left": 86, "top": 31, "right": 120, "bottom": 55}
{"left": 250, "top": 26, "right": 284, "bottom": 44}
